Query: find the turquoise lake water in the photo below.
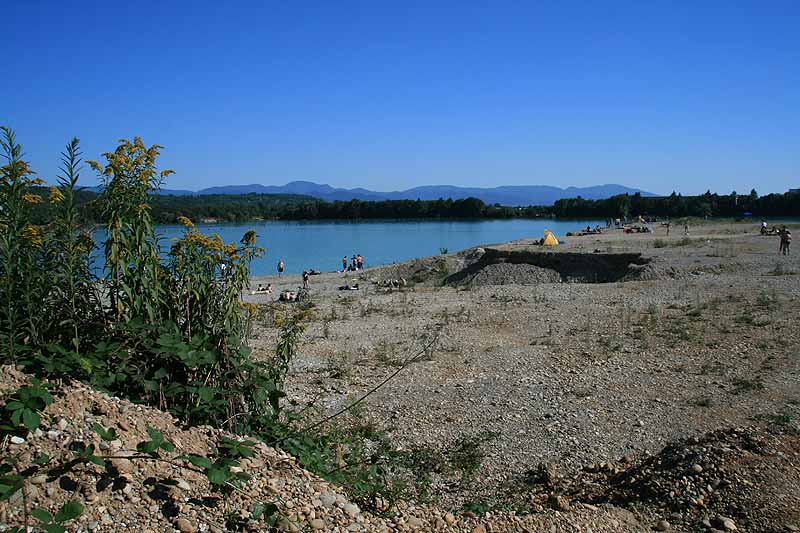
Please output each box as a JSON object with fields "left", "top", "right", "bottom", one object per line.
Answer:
{"left": 92, "top": 218, "right": 603, "bottom": 276}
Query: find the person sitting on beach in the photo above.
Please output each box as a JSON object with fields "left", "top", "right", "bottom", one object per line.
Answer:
{"left": 338, "top": 283, "right": 359, "bottom": 290}
{"left": 279, "top": 290, "right": 298, "bottom": 302}
{"left": 251, "top": 283, "right": 272, "bottom": 295}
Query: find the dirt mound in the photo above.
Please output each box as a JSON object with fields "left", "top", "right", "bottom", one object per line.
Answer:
{"left": 446, "top": 249, "right": 657, "bottom": 286}
{"left": 451, "top": 262, "right": 561, "bottom": 286}
{"left": 567, "top": 427, "right": 800, "bottom": 532}
{"left": 0, "top": 367, "right": 654, "bottom": 532}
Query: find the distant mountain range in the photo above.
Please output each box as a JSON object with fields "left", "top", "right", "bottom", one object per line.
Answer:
{"left": 87, "top": 181, "right": 655, "bottom": 206}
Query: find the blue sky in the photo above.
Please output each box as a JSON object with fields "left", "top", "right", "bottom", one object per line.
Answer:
{"left": 2, "top": 1, "right": 798, "bottom": 195}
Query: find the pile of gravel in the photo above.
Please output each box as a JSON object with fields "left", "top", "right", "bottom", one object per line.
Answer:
{"left": 452, "top": 261, "right": 562, "bottom": 286}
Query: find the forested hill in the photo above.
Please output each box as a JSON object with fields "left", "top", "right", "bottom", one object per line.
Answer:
{"left": 28, "top": 187, "right": 800, "bottom": 224}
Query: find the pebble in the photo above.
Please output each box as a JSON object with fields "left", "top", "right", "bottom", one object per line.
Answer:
{"left": 10, "top": 435, "right": 25, "bottom": 445}
{"left": 654, "top": 520, "right": 671, "bottom": 531}
{"left": 548, "top": 494, "right": 571, "bottom": 512}
{"left": 309, "top": 518, "right": 325, "bottom": 530}
{"left": 692, "top": 464, "right": 703, "bottom": 473}
{"left": 343, "top": 503, "right": 360, "bottom": 517}
{"left": 111, "top": 458, "right": 135, "bottom": 473}
{"left": 175, "top": 517, "right": 197, "bottom": 533}
{"left": 319, "top": 492, "right": 337, "bottom": 507}
{"left": 444, "top": 513, "right": 456, "bottom": 525}
{"left": 406, "top": 516, "right": 423, "bottom": 528}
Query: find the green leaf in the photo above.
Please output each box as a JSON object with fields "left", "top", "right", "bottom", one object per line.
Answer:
{"left": 206, "top": 468, "right": 228, "bottom": 485}
{"left": 185, "top": 455, "right": 212, "bottom": 469}
{"left": 251, "top": 501, "right": 277, "bottom": 519}
{"left": 146, "top": 427, "right": 164, "bottom": 444}
{"left": 93, "top": 423, "right": 117, "bottom": 441}
{"left": 137, "top": 441, "right": 159, "bottom": 454}
{"left": 42, "top": 525, "right": 66, "bottom": 533}
{"left": 198, "top": 387, "right": 215, "bottom": 402}
{"left": 32, "top": 453, "right": 51, "bottom": 466}
{"left": 22, "top": 409, "right": 40, "bottom": 430}
{"left": 54, "top": 500, "right": 83, "bottom": 522}
{"left": 159, "top": 440, "right": 175, "bottom": 452}
{"left": 30, "top": 508, "right": 52, "bottom": 523}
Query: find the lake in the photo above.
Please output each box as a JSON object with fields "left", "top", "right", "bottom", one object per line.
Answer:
{"left": 92, "top": 218, "right": 603, "bottom": 276}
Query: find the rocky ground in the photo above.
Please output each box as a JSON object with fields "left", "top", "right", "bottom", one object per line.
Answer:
{"left": 245, "top": 220, "right": 800, "bottom": 532}
{"left": 2, "top": 220, "right": 799, "bottom": 532}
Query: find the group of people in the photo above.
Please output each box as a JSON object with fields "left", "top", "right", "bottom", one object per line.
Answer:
{"left": 250, "top": 283, "right": 272, "bottom": 295}
{"left": 761, "top": 221, "right": 792, "bottom": 254}
{"left": 343, "top": 254, "right": 365, "bottom": 272}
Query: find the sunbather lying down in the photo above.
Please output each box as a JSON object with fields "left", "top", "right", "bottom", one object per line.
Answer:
{"left": 382, "top": 278, "right": 407, "bottom": 288}
{"left": 338, "top": 283, "right": 359, "bottom": 290}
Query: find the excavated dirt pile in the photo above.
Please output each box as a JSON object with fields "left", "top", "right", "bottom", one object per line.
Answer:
{"left": 446, "top": 249, "right": 655, "bottom": 286}
{"left": 562, "top": 427, "right": 800, "bottom": 532}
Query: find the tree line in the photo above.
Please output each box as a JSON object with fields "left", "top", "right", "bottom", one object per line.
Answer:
{"left": 553, "top": 190, "right": 799, "bottom": 219}
{"left": 29, "top": 187, "right": 799, "bottom": 224}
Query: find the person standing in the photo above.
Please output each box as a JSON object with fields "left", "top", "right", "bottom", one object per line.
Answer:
{"left": 277, "top": 259, "right": 284, "bottom": 277}
{"left": 684, "top": 222, "right": 689, "bottom": 236}
{"left": 342, "top": 256, "right": 348, "bottom": 272}
{"left": 302, "top": 270, "right": 310, "bottom": 289}
{"left": 779, "top": 226, "right": 792, "bottom": 255}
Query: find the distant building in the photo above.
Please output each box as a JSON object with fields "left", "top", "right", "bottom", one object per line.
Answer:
{"left": 790, "top": 188, "right": 800, "bottom": 193}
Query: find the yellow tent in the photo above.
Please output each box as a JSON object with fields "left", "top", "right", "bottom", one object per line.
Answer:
{"left": 542, "top": 230, "right": 559, "bottom": 246}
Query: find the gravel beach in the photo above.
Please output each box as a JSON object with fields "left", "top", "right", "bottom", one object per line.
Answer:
{"left": 247, "top": 219, "right": 800, "bottom": 531}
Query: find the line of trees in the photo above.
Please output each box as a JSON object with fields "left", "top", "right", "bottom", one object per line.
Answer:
{"left": 30, "top": 187, "right": 799, "bottom": 224}
{"left": 553, "top": 190, "right": 799, "bottom": 219}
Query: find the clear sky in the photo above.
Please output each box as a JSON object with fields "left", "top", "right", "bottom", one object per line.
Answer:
{"left": 2, "top": 1, "right": 798, "bottom": 195}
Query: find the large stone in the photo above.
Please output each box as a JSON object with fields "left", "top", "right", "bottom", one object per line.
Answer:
{"left": 539, "top": 462, "right": 559, "bottom": 485}
{"left": 654, "top": 520, "right": 671, "bottom": 531}
{"left": 111, "top": 458, "right": 135, "bottom": 474}
{"left": 343, "top": 503, "right": 360, "bottom": 517}
{"left": 318, "top": 492, "right": 336, "bottom": 507}
{"left": 407, "top": 516, "right": 423, "bottom": 528}
{"left": 309, "top": 518, "right": 325, "bottom": 530}
{"left": 175, "top": 518, "right": 197, "bottom": 533}
{"left": 548, "top": 494, "right": 571, "bottom": 512}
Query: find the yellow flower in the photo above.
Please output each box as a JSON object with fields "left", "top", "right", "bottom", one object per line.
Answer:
{"left": 22, "top": 193, "right": 43, "bottom": 204}
{"left": 177, "top": 216, "right": 194, "bottom": 228}
{"left": 31, "top": 177, "right": 45, "bottom": 185}
{"left": 21, "top": 225, "right": 44, "bottom": 247}
{"left": 241, "top": 230, "right": 257, "bottom": 246}
{"left": 49, "top": 186, "right": 65, "bottom": 204}
{"left": 240, "top": 302, "right": 259, "bottom": 317}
